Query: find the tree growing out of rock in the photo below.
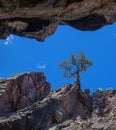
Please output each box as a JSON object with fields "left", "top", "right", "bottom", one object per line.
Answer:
{"left": 59, "top": 51, "right": 93, "bottom": 88}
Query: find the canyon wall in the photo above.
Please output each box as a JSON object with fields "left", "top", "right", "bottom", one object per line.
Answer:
{"left": 0, "top": 0, "right": 116, "bottom": 41}
{"left": 0, "top": 72, "right": 115, "bottom": 130}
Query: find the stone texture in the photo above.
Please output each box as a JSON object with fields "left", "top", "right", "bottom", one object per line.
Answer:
{"left": 0, "top": 72, "right": 115, "bottom": 130}
{"left": 0, "top": 0, "right": 116, "bottom": 41}
{"left": 0, "top": 72, "right": 50, "bottom": 116}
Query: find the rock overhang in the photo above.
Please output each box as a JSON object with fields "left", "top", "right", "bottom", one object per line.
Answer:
{"left": 0, "top": 0, "right": 115, "bottom": 41}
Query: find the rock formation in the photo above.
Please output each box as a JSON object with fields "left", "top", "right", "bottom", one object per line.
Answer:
{"left": 0, "top": 0, "right": 116, "bottom": 41}
{"left": 0, "top": 72, "right": 50, "bottom": 116}
{"left": 0, "top": 72, "right": 115, "bottom": 130}
{"left": 0, "top": 1, "right": 116, "bottom": 129}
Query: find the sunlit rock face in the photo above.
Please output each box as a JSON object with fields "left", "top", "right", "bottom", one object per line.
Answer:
{"left": 0, "top": 72, "right": 115, "bottom": 130}
{"left": 0, "top": 0, "right": 116, "bottom": 41}
{"left": 0, "top": 72, "right": 50, "bottom": 116}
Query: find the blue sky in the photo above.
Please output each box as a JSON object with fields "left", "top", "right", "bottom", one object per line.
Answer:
{"left": 0, "top": 23, "right": 116, "bottom": 93}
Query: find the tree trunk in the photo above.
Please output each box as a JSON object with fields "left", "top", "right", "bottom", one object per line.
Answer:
{"left": 76, "top": 70, "right": 80, "bottom": 89}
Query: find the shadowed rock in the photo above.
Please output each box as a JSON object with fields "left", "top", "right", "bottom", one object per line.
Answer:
{"left": 0, "top": 0, "right": 116, "bottom": 41}
{"left": 0, "top": 72, "right": 50, "bottom": 116}
{"left": 0, "top": 72, "right": 115, "bottom": 129}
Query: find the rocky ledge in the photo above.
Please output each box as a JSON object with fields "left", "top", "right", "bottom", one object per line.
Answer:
{"left": 0, "top": 72, "right": 115, "bottom": 130}
{"left": 0, "top": 0, "right": 116, "bottom": 41}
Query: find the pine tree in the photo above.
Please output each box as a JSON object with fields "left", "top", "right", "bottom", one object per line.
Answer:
{"left": 59, "top": 51, "right": 93, "bottom": 88}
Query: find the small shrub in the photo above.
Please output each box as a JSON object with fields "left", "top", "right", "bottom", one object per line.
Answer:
{"left": 0, "top": 78, "right": 6, "bottom": 83}
{"left": 98, "top": 88, "right": 103, "bottom": 92}
{"left": 10, "top": 74, "right": 17, "bottom": 77}
{"left": 106, "top": 87, "right": 113, "bottom": 91}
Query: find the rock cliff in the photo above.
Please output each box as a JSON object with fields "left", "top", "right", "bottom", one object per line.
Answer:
{"left": 0, "top": 0, "right": 116, "bottom": 41}
{"left": 0, "top": 72, "right": 115, "bottom": 130}
{"left": 0, "top": 72, "right": 50, "bottom": 116}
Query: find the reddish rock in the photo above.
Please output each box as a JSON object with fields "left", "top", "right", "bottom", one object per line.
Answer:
{"left": 0, "top": 72, "right": 50, "bottom": 116}
{"left": 0, "top": 72, "right": 115, "bottom": 130}
{"left": 0, "top": 0, "right": 116, "bottom": 41}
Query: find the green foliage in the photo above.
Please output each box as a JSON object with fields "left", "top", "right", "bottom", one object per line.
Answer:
{"left": 98, "top": 87, "right": 103, "bottom": 92}
{"left": 0, "top": 77, "right": 6, "bottom": 83}
{"left": 59, "top": 51, "right": 93, "bottom": 84}
{"left": 106, "top": 87, "right": 113, "bottom": 91}
{"left": 10, "top": 73, "right": 17, "bottom": 77}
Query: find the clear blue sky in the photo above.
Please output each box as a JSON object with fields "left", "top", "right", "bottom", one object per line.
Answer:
{"left": 0, "top": 23, "right": 116, "bottom": 93}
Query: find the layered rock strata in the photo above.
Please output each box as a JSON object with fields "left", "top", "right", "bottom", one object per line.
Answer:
{"left": 0, "top": 0, "right": 116, "bottom": 41}
{"left": 0, "top": 72, "right": 50, "bottom": 116}
{"left": 0, "top": 72, "right": 115, "bottom": 130}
